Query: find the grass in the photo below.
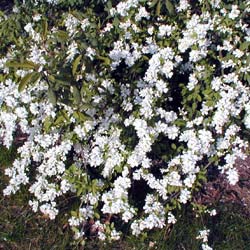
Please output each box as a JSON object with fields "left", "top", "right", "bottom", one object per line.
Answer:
{"left": 1, "top": 145, "right": 250, "bottom": 250}
{"left": 0, "top": 146, "right": 82, "bottom": 250}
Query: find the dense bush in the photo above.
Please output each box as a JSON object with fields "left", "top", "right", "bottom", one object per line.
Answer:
{"left": 0, "top": 0, "right": 250, "bottom": 248}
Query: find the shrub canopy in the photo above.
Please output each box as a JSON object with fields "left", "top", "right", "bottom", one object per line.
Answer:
{"left": 0, "top": 0, "right": 250, "bottom": 246}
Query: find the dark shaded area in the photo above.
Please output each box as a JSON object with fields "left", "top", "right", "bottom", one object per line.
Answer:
{"left": 0, "top": 0, "right": 14, "bottom": 13}
{"left": 129, "top": 179, "right": 151, "bottom": 210}
{"left": 120, "top": 125, "right": 138, "bottom": 151}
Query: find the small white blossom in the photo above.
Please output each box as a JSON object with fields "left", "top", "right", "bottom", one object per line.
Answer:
{"left": 197, "top": 229, "right": 210, "bottom": 242}
{"left": 179, "top": 189, "right": 191, "bottom": 204}
{"left": 228, "top": 5, "right": 240, "bottom": 20}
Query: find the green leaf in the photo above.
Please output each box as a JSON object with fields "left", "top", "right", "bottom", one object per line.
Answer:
{"left": 72, "top": 54, "right": 82, "bottom": 76}
{"left": 72, "top": 86, "right": 81, "bottom": 105}
{"left": 206, "top": 100, "right": 214, "bottom": 107}
{"left": 73, "top": 111, "right": 91, "bottom": 122}
{"left": 149, "top": 0, "right": 159, "bottom": 8}
{"left": 43, "top": 116, "right": 53, "bottom": 132}
{"left": 48, "top": 75, "right": 55, "bottom": 83}
{"left": 71, "top": 211, "right": 78, "bottom": 217}
{"left": 22, "top": 61, "right": 37, "bottom": 70}
{"left": 97, "top": 55, "right": 110, "bottom": 65}
{"left": 48, "top": 88, "right": 57, "bottom": 105}
{"left": 187, "top": 94, "right": 194, "bottom": 101}
{"left": 6, "top": 60, "right": 37, "bottom": 70}
{"left": 94, "top": 212, "right": 100, "bottom": 219}
{"left": 203, "top": 88, "right": 212, "bottom": 95}
{"left": 165, "top": 0, "right": 175, "bottom": 15}
{"left": 72, "top": 10, "right": 83, "bottom": 20}
{"left": 192, "top": 102, "right": 197, "bottom": 111}
{"left": 42, "top": 19, "right": 48, "bottom": 38}
{"left": 18, "top": 72, "right": 36, "bottom": 92}
{"left": 197, "top": 94, "right": 202, "bottom": 102}
{"left": 90, "top": 38, "right": 98, "bottom": 47}
{"left": 54, "top": 74, "right": 71, "bottom": 86}
{"left": 54, "top": 114, "right": 67, "bottom": 126}
{"left": 240, "top": 41, "right": 250, "bottom": 51}
{"left": 55, "top": 30, "right": 68, "bottom": 43}
{"left": 77, "top": 187, "right": 84, "bottom": 196}
{"left": 71, "top": 226, "right": 79, "bottom": 234}
{"left": 246, "top": 55, "right": 250, "bottom": 65}
{"left": 113, "top": 17, "right": 120, "bottom": 27}
{"left": 246, "top": 74, "right": 250, "bottom": 84}
{"left": 106, "top": 0, "right": 112, "bottom": 10}
{"left": 197, "top": 173, "right": 207, "bottom": 182}
{"left": 174, "top": 119, "right": 186, "bottom": 127}
{"left": 156, "top": 0, "right": 162, "bottom": 16}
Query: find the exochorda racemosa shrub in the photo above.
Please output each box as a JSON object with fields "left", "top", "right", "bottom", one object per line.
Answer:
{"left": 0, "top": 0, "right": 250, "bottom": 247}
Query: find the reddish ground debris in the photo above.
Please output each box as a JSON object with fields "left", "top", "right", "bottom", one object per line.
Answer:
{"left": 195, "top": 156, "right": 250, "bottom": 215}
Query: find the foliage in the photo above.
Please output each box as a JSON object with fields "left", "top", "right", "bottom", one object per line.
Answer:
{"left": 0, "top": 0, "right": 250, "bottom": 248}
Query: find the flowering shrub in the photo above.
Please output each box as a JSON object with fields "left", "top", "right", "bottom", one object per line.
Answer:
{"left": 1, "top": 0, "right": 250, "bottom": 247}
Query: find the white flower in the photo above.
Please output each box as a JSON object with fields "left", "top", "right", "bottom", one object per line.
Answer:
{"left": 158, "top": 25, "right": 173, "bottom": 37}
{"left": 33, "top": 14, "right": 41, "bottom": 22}
{"left": 187, "top": 73, "right": 198, "bottom": 91}
{"left": 197, "top": 229, "right": 210, "bottom": 242}
{"left": 86, "top": 47, "right": 96, "bottom": 61}
{"left": 74, "top": 125, "right": 86, "bottom": 139}
{"left": 68, "top": 216, "right": 81, "bottom": 227}
{"left": 148, "top": 26, "right": 154, "bottom": 35}
{"left": 79, "top": 205, "right": 94, "bottom": 219}
{"left": 184, "top": 174, "right": 196, "bottom": 188}
{"left": 179, "top": 189, "right": 191, "bottom": 204}
{"left": 45, "top": 0, "right": 59, "bottom": 4}
{"left": 228, "top": 5, "right": 240, "bottom": 20}
{"left": 177, "top": 0, "right": 190, "bottom": 12}
{"left": 65, "top": 14, "right": 79, "bottom": 36}
{"left": 244, "top": 114, "right": 250, "bottom": 129}
{"left": 40, "top": 202, "right": 58, "bottom": 220}
{"left": 209, "top": 209, "right": 217, "bottom": 216}
{"left": 131, "top": 221, "right": 141, "bottom": 236}
{"left": 202, "top": 243, "right": 213, "bottom": 250}
{"left": 12, "top": 6, "right": 19, "bottom": 13}
{"left": 29, "top": 45, "right": 46, "bottom": 65}
{"left": 98, "top": 231, "right": 106, "bottom": 241}
{"left": 29, "top": 200, "right": 39, "bottom": 212}
{"left": 244, "top": 104, "right": 250, "bottom": 129}
{"left": 81, "top": 18, "right": 90, "bottom": 31}
{"left": 110, "top": 229, "right": 121, "bottom": 240}
{"left": 233, "top": 49, "right": 244, "bottom": 58}
{"left": 60, "top": 179, "right": 72, "bottom": 193}
{"left": 135, "top": 7, "right": 150, "bottom": 21}
{"left": 211, "top": 77, "right": 222, "bottom": 91}
{"left": 24, "top": 23, "right": 33, "bottom": 33}
{"left": 122, "top": 209, "right": 135, "bottom": 222}
{"left": 168, "top": 212, "right": 177, "bottom": 224}
{"left": 66, "top": 41, "right": 79, "bottom": 62}
{"left": 227, "top": 168, "right": 239, "bottom": 185}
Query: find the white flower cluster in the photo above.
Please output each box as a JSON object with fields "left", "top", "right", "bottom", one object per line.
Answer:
{"left": 131, "top": 194, "right": 165, "bottom": 235}
{"left": 1, "top": 78, "right": 74, "bottom": 219}
{"left": 196, "top": 229, "right": 213, "bottom": 250}
{"left": 110, "top": 0, "right": 140, "bottom": 17}
{"left": 244, "top": 103, "right": 250, "bottom": 129}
